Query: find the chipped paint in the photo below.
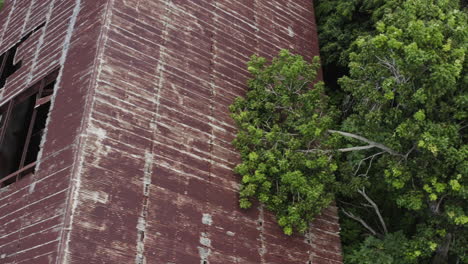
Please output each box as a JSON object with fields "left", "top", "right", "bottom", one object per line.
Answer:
{"left": 202, "top": 214, "right": 213, "bottom": 226}
{"left": 258, "top": 205, "right": 267, "bottom": 263}
{"left": 200, "top": 232, "right": 212, "bottom": 247}
{"left": 81, "top": 190, "right": 109, "bottom": 204}
{"left": 288, "top": 26, "right": 295, "bottom": 37}
{"left": 135, "top": 151, "right": 153, "bottom": 264}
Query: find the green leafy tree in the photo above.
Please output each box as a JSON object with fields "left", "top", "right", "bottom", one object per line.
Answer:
{"left": 231, "top": 0, "right": 467, "bottom": 263}
{"left": 230, "top": 51, "right": 339, "bottom": 235}
{"left": 337, "top": 1, "right": 467, "bottom": 263}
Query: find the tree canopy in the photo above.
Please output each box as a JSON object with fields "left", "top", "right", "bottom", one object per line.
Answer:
{"left": 230, "top": 0, "right": 467, "bottom": 263}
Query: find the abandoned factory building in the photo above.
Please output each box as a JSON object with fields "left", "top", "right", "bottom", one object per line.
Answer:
{"left": 0, "top": 0, "right": 342, "bottom": 263}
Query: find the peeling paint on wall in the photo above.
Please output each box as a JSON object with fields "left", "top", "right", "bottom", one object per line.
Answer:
{"left": 0, "top": 1, "right": 343, "bottom": 263}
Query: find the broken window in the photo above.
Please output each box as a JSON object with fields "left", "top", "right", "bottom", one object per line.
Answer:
{"left": 0, "top": 68, "right": 59, "bottom": 188}
{"left": 0, "top": 22, "right": 45, "bottom": 89}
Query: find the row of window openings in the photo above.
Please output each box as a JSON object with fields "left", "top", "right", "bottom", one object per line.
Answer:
{"left": 0, "top": 71, "right": 57, "bottom": 188}
{"left": 0, "top": 23, "right": 52, "bottom": 188}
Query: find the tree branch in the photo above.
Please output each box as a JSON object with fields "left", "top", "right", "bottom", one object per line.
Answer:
{"left": 357, "top": 188, "right": 388, "bottom": 235}
{"left": 328, "top": 130, "right": 403, "bottom": 157}
{"left": 341, "top": 209, "right": 380, "bottom": 237}
{"left": 375, "top": 56, "right": 410, "bottom": 84}
{"left": 297, "top": 149, "right": 331, "bottom": 154}
{"left": 337, "top": 145, "right": 375, "bottom": 152}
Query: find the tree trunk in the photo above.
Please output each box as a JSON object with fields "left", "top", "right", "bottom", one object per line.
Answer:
{"left": 431, "top": 233, "right": 452, "bottom": 264}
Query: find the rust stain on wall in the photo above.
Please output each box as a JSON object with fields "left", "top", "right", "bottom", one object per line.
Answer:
{"left": 0, "top": 0, "right": 343, "bottom": 263}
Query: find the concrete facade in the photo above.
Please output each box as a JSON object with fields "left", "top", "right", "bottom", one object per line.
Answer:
{"left": 0, "top": 0, "right": 342, "bottom": 263}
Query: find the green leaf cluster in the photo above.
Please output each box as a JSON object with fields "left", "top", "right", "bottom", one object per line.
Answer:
{"left": 230, "top": 50, "right": 338, "bottom": 234}
{"left": 315, "top": 0, "right": 467, "bottom": 263}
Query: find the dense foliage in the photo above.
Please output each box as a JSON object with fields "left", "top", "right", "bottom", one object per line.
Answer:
{"left": 231, "top": 0, "right": 467, "bottom": 263}
{"left": 317, "top": 0, "right": 468, "bottom": 263}
{"left": 230, "top": 51, "right": 338, "bottom": 234}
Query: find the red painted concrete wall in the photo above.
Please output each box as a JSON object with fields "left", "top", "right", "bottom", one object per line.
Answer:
{"left": 0, "top": 0, "right": 342, "bottom": 263}
{"left": 0, "top": 0, "right": 108, "bottom": 263}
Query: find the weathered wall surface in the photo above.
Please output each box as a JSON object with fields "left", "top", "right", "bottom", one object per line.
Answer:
{"left": 0, "top": 0, "right": 108, "bottom": 263}
{"left": 0, "top": 0, "right": 342, "bottom": 263}
{"left": 68, "top": 1, "right": 342, "bottom": 263}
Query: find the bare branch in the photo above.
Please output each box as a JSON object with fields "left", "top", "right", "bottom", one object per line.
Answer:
{"left": 361, "top": 151, "right": 384, "bottom": 177}
{"left": 429, "top": 194, "right": 447, "bottom": 215}
{"left": 357, "top": 188, "right": 388, "bottom": 235}
{"left": 337, "top": 145, "right": 375, "bottom": 152}
{"left": 297, "top": 146, "right": 376, "bottom": 154}
{"left": 341, "top": 209, "right": 379, "bottom": 237}
{"left": 353, "top": 151, "right": 385, "bottom": 176}
{"left": 404, "top": 145, "right": 416, "bottom": 160}
{"left": 328, "top": 130, "right": 403, "bottom": 157}
{"left": 435, "top": 195, "right": 447, "bottom": 214}
{"left": 297, "top": 149, "right": 331, "bottom": 154}
{"left": 376, "top": 56, "right": 410, "bottom": 84}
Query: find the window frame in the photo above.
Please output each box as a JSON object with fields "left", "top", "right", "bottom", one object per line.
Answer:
{"left": 0, "top": 68, "right": 59, "bottom": 188}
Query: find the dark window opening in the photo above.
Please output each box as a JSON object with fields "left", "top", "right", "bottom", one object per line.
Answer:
{"left": 0, "top": 96, "right": 35, "bottom": 183}
{"left": 0, "top": 68, "right": 59, "bottom": 188}
{"left": 0, "top": 22, "right": 45, "bottom": 89}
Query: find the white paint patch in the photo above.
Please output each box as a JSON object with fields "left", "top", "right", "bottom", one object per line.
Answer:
{"left": 226, "top": 231, "right": 235, "bottom": 237}
{"left": 198, "top": 230, "right": 212, "bottom": 263}
{"left": 202, "top": 214, "right": 212, "bottom": 226}
{"left": 79, "top": 220, "right": 107, "bottom": 232}
{"left": 199, "top": 232, "right": 211, "bottom": 247}
{"left": 90, "top": 126, "right": 107, "bottom": 140}
{"left": 87, "top": 125, "right": 109, "bottom": 166}
{"left": 143, "top": 152, "right": 153, "bottom": 185}
{"left": 288, "top": 26, "right": 295, "bottom": 37}
{"left": 28, "top": 181, "right": 37, "bottom": 194}
{"left": 197, "top": 246, "right": 211, "bottom": 263}
{"left": 304, "top": 231, "right": 313, "bottom": 245}
{"left": 81, "top": 190, "right": 109, "bottom": 204}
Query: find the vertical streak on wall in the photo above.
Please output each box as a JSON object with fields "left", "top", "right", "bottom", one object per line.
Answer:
{"left": 201, "top": 2, "right": 217, "bottom": 263}
{"left": 35, "top": 0, "right": 75, "bottom": 180}
{"left": 52, "top": 0, "right": 84, "bottom": 262}
{"left": 0, "top": 0, "right": 16, "bottom": 99}
{"left": 257, "top": 205, "right": 266, "bottom": 263}
{"left": 141, "top": 0, "right": 170, "bottom": 262}
{"left": 9, "top": 1, "right": 57, "bottom": 263}
{"left": 135, "top": 151, "right": 153, "bottom": 264}
{"left": 0, "top": 0, "right": 16, "bottom": 46}
{"left": 25, "top": 0, "right": 55, "bottom": 85}
{"left": 133, "top": 0, "right": 171, "bottom": 262}
{"left": 54, "top": 0, "right": 114, "bottom": 263}
{"left": 19, "top": 0, "right": 36, "bottom": 36}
